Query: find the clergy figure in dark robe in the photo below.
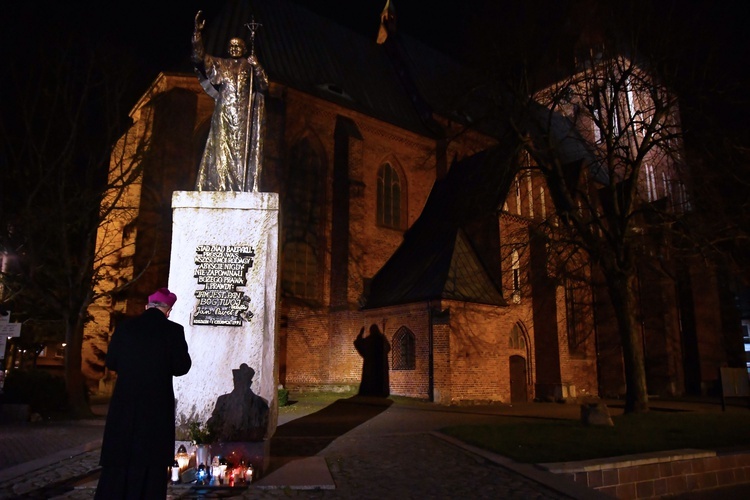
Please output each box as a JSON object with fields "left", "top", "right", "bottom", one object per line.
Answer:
{"left": 95, "top": 288, "right": 191, "bottom": 500}
{"left": 192, "top": 10, "right": 268, "bottom": 192}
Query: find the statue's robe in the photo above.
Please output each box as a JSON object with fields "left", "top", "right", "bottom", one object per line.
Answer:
{"left": 193, "top": 41, "right": 267, "bottom": 192}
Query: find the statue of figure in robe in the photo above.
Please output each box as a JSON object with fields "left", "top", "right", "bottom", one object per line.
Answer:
{"left": 192, "top": 11, "right": 268, "bottom": 192}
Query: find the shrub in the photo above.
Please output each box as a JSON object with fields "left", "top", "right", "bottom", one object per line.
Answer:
{"left": 278, "top": 387, "right": 289, "bottom": 407}
{"left": 188, "top": 421, "right": 212, "bottom": 444}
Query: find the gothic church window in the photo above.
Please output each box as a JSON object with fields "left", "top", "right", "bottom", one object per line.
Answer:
{"left": 377, "top": 163, "right": 403, "bottom": 229}
{"left": 392, "top": 326, "right": 416, "bottom": 370}
{"left": 676, "top": 180, "right": 692, "bottom": 212}
{"left": 514, "top": 176, "right": 522, "bottom": 214}
{"left": 644, "top": 164, "right": 657, "bottom": 201}
{"left": 282, "top": 137, "right": 322, "bottom": 300}
{"left": 593, "top": 109, "right": 602, "bottom": 143}
{"left": 526, "top": 173, "right": 534, "bottom": 217}
{"left": 282, "top": 242, "right": 317, "bottom": 300}
{"left": 509, "top": 324, "right": 526, "bottom": 350}
{"left": 511, "top": 249, "right": 521, "bottom": 303}
{"left": 609, "top": 84, "right": 620, "bottom": 136}
{"left": 564, "top": 279, "right": 587, "bottom": 356}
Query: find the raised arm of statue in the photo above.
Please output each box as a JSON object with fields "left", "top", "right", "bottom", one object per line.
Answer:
{"left": 192, "top": 11, "right": 206, "bottom": 63}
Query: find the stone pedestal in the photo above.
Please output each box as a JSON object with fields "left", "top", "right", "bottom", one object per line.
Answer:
{"left": 169, "top": 191, "right": 279, "bottom": 443}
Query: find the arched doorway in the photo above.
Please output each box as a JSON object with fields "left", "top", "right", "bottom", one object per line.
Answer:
{"left": 510, "top": 355, "right": 528, "bottom": 403}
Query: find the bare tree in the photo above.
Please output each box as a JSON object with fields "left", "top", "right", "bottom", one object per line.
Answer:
{"left": 0, "top": 36, "right": 152, "bottom": 416}
{"left": 497, "top": 0, "right": 750, "bottom": 412}
{"left": 453, "top": 0, "right": 737, "bottom": 413}
{"left": 529, "top": 54, "right": 683, "bottom": 412}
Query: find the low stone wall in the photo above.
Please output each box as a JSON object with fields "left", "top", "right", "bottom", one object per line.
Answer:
{"left": 542, "top": 448, "right": 750, "bottom": 498}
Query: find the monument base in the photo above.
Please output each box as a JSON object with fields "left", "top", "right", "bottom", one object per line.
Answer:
{"left": 169, "top": 191, "right": 280, "bottom": 440}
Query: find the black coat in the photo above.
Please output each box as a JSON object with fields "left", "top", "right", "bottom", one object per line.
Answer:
{"left": 100, "top": 308, "right": 191, "bottom": 467}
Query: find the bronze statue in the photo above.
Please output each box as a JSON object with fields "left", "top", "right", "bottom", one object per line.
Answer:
{"left": 192, "top": 11, "right": 268, "bottom": 192}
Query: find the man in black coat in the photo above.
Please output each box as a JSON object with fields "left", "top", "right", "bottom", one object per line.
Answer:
{"left": 95, "top": 287, "right": 191, "bottom": 499}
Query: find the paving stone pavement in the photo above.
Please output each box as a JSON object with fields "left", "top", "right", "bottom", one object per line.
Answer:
{"left": 0, "top": 421, "right": 104, "bottom": 470}
{"left": 265, "top": 432, "right": 573, "bottom": 499}
{"left": 6, "top": 396, "right": 744, "bottom": 499}
{"left": 0, "top": 397, "right": 589, "bottom": 500}
{"left": 0, "top": 435, "right": 573, "bottom": 499}
{"left": 0, "top": 449, "right": 100, "bottom": 499}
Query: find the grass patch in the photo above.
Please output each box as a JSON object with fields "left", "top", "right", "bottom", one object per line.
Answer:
{"left": 278, "top": 390, "right": 357, "bottom": 415}
{"left": 440, "top": 411, "right": 750, "bottom": 464}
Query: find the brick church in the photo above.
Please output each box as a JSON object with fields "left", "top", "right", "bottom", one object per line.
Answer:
{"left": 83, "top": 0, "right": 745, "bottom": 404}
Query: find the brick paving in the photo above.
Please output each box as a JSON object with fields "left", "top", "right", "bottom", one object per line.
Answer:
{"left": 11, "top": 435, "right": 574, "bottom": 500}
{"left": 1, "top": 397, "right": 748, "bottom": 499}
{"left": 0, "top": 421, "right": 103, "bottom": 470}
{"left": 0, "top": 397, "right": 588, "bottom": 500}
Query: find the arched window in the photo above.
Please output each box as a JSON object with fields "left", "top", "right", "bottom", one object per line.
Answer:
{"left": 281, "top": 136, "right": 322, "bottom": 300}
{"left": 564, "top": 279, "right": 586, "bottom": 355}
{"left": 644, "top": 164, "right": 657, "bottom": 201}
{"left": 593, "top": 109, "right": 602, "bottom": 143}
{"left": 526, "top": 173, "right": 534, "bottom": 217}
{"left": 282, "top": 241, "right": 317, "bottom": 299}
{"left": 392, "top": 326, "right": 415, "bottom": 370}
{"left": 377, "top": 163, "right": 402, "bottom": 229}
{"left": 509, "top": 324, "right": 526, "bottom": 350}
{"left": 511, "top": 249, "right": 521, "bottom": 303}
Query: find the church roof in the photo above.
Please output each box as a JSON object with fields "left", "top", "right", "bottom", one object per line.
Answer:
{"left": 364, "top": 143, "right": 518, "bottom": 309}
{"left": 199, "top": 0, "right": 477, "bottom": 136}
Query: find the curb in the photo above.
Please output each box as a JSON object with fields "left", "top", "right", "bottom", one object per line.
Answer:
{"left": 431, "top": 431, "right": 610, "bottom": 500}
{"left": 0, "top": 439, "right": 102, "bottom": 484}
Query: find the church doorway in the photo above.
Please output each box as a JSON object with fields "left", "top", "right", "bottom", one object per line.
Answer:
{"left": 509, "top": 355, "right": 528, "bottom": 403}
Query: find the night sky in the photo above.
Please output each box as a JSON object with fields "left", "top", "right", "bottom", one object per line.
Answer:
{"left": 5, "top": 1, "right": 474, "bottom": 110}
{"left": 4, "top": 0, "right": 748, "bottom": 138}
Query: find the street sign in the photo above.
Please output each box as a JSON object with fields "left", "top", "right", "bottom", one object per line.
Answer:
{"left": 0, "top": 323, "right": 21, "bottom": 338}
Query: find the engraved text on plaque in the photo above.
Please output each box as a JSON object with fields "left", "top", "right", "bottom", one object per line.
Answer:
{"left": 193, "top": 244, "right": 255, "bottom": 326}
